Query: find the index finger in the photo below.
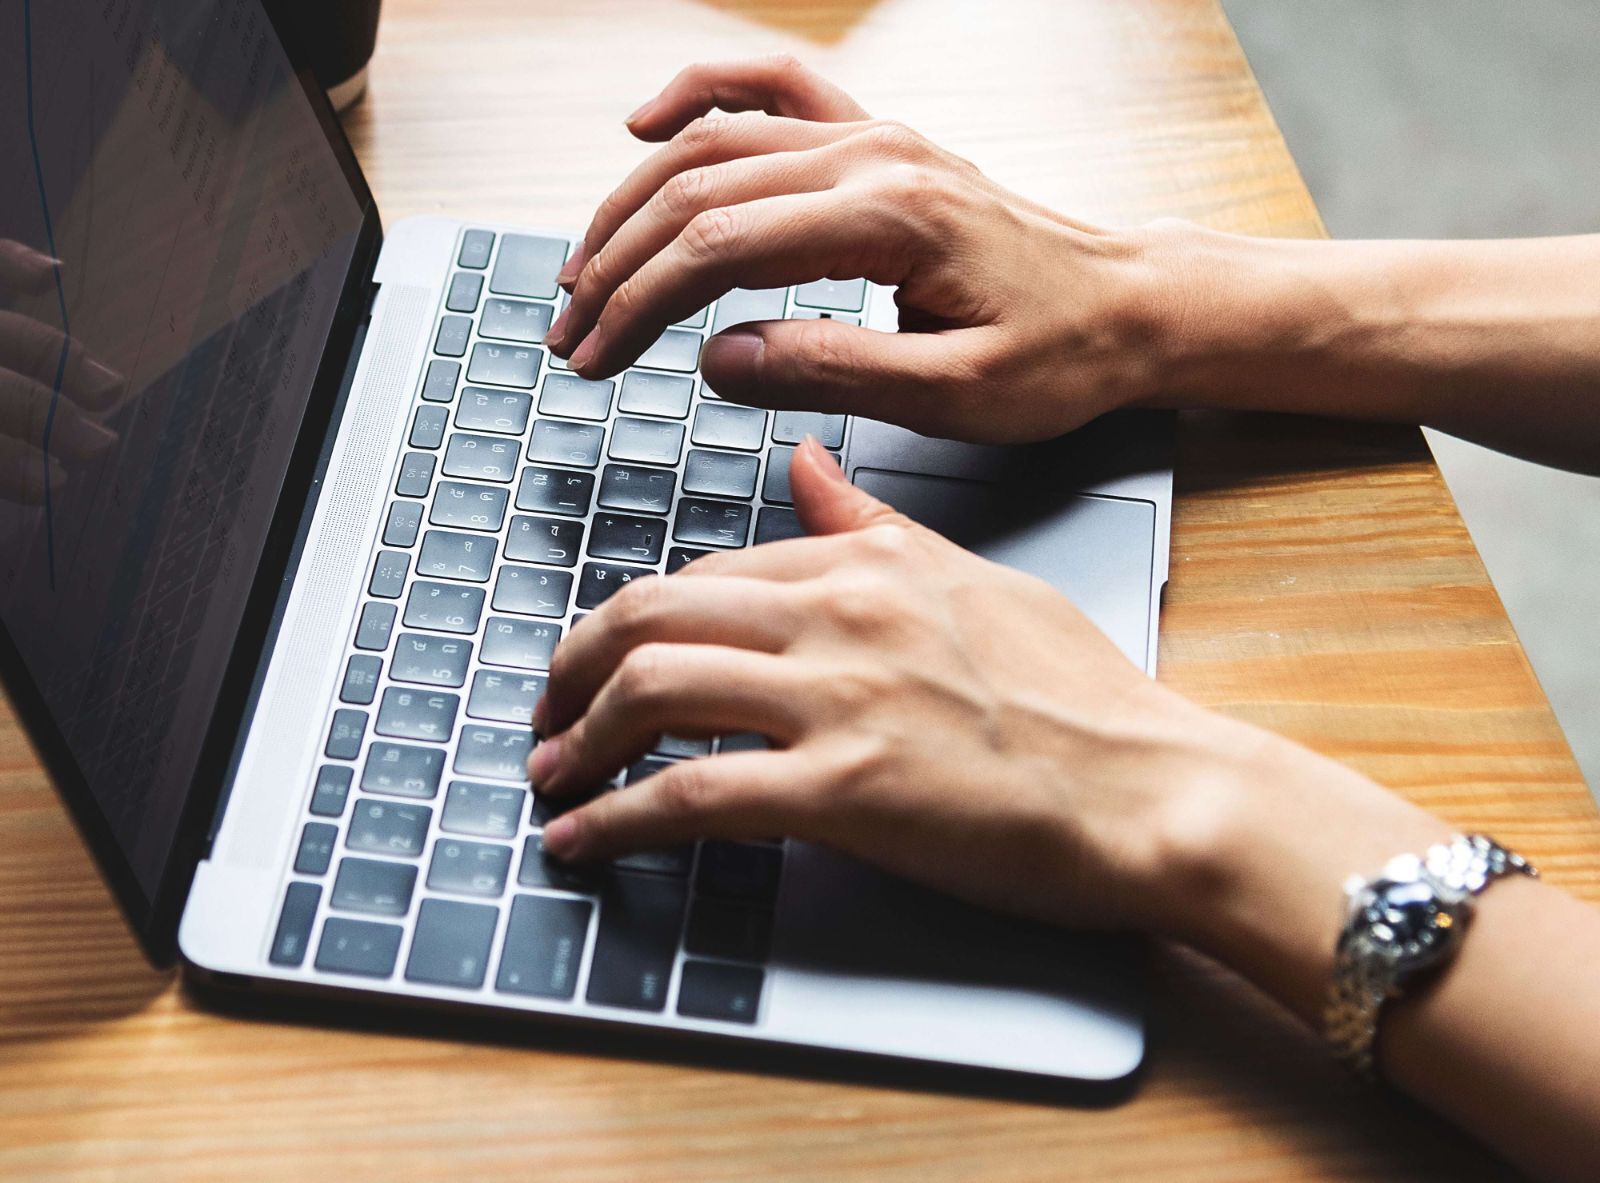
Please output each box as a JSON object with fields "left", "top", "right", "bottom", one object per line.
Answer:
{"left": 625, "top": 55, "right": 869, "bottom": 142}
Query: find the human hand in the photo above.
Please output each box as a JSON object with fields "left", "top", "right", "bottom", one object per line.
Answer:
{"left": 544, "top": 57, "right": 1169, "bottom": 444}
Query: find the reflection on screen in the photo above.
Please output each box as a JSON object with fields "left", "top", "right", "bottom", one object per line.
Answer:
{"left": 0, "top": 0, "right": 364, "bottom": 896}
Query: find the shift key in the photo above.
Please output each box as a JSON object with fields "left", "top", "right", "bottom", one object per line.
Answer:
{"left": 585, "top": 872, "right": 688, "bottom": 1011}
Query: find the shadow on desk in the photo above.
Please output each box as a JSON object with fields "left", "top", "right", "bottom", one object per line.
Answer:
{"left": 1176, "top": 411, "right": 1433, "bottom": 495}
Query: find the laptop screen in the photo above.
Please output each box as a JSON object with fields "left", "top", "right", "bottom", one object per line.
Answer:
{"left": 0, "top": 1, "right": 368, "bottom": 908}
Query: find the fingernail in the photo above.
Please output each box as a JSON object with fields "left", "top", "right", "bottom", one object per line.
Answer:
{"left": 624, "top": 99, "right": 656, "bottom": 126}
{"left": 529, "top": 735, "right": 563, "bottom": 784}
{"left": 85, "top": 359, "right": 125, "bottom": 403}
{"left": 547, "top": 307, "right": 571, "bottom": 350}
{"left": 569, "top": 334, "right": 598, "bottom": 372}
{"left": 704, "top": 326, "right": 764, "bottom": 375}
{"left": 544, "top": 815, "right": 579, "bottom": 856}
{"left": 556, "top": 245, "right": 584, "bottom": 286}
{"left": 531, "top": 696, "right": 549, "bottom": 735}
{"left": 805, "top": 435, "right": 848, "bottom": 482}
{"left": 55, "top": 414, "right": 118, "bottom": 459}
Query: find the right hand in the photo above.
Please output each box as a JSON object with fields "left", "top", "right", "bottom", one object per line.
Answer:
{"left": 546, "top": 56, "right": 1175, "bottom": 444}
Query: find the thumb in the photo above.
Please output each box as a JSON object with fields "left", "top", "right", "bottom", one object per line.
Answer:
{"left": 789, "top": 436, "right": 912, "bottom": 536}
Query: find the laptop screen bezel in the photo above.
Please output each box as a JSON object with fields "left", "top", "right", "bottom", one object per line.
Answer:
{"left": 0, "top": 2, "right": 384, "bottom": 966}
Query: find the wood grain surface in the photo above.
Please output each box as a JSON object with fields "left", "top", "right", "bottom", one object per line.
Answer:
{"left": 4, "top": 1, "right": 1595, "bottom": 1179}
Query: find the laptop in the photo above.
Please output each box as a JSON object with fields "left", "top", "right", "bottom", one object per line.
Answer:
{"left": 1, "top": 0, "right": 1170, "bottom": 1082}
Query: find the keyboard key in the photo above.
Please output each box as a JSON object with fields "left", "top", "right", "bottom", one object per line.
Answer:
{"left": 696, "top": 841, "right": 783, "bottom": 904}
{"left": 480, "top": 296, "right": 553, "bottom": 344}
{"left": 518, "top": 831, "right": 602, "bottom": 892}
{"left": 528, "top": 420, "right": 605, "bottom": 468}
{"left": 586, "top": 872, "right": 689, "bottom": 1011}
{"left": 442, "top": 433, "right": 520, "bottom": 482}
{"left": 383, "top": 500, "right": 424, "bottom": 547}
{"left": 430, "top": 480, "right": 509, "bottom": 533}
{"left": 269, "top": 882, "right": 321, "bottom": 967}
{"left": 636, "top": 328, "right": 702, "bottom": 372}
{"left": 340, "top": 654, "right": 382, "bottom": 705}
{"left": 434, "top": 315, "right": 472, "bottom": 357}
{"left": 403, "top": 581, "right": 485, "bottom": 634}
{"left": 539, "top": 373, "right": 615, "bottom": 421}
{"left": 375, "top": 687, "right": 460, "bottom": 742}
{"left": 683, "top": 450, "right": 758, "bottom": 499}
{"left": 492, "top": 565, "right": 573, "bottom": 618}
{"left": 490, "top": 233, "right": 568, "bottom": 300}
{"left": 613, "top": 847, "right": 694, "bottom": 877}
{"left": 418, "top": 529, "right": 498, "bottom": 582}
{"left": 617, "top": 371, "right": 693, "bottom": 419}
{"left": 355, "top": 602, "right": 397, "bottom": 651}
{"left": 455, "top": 386, "right": 533, "bottom": 435}
{"left": 599, "top": 464, "right": 676, "bottom": 513}
{"left": 625, "top": 756, "right": 674, "bottom": 785}
{"left": 361, "top": 741, "right": 446, "bottom": 799}
{"left": 677, "top": 960, "right": 764, "bottom": 1024}
{"left": 794, "top": 277, "right": 866, "bottom": 313}
{"left": 589, "top": 512, "right": 668, "bottom": 564}
{"left": 673, "top": 499, "right": 750, "bottom": 549}
{"left": 691, "top": 403, "right": 766, "bottom": 452}
{"left": 454, "top": 724, "right": 534, "bottom": 781}
{"left": 791, "top": 308, "right": 859, "bottom": 325}
{"left": 771, "top": 411, "right": 847, "bottom": 449}
{"left": 516, "top": 465, "right": 594, "bottom": 515}
{"left": 717, "top": 732, "right": 771, "bottom": 753}
{"left": 762, "top": 445, "right": 795, "bottom": 504}
{"left": 467, "top": 669, "right": 546, "bottom": 725}
{"left": 505, "top": 514, "right": 583, "bottom": 567}
{"left": 420, "top": 359, "right": 460, "bottom": 403}
{"left": 446, "top": 271, "right": 484, "bottom": 313}
{"left": 310, "top": 764, "right": 354, "bottom": 817}
{"left": 497, "top": 893, "right": 593, "bottom": 1000}
{"left": 711, "top": 287, "right": 787, "bottom": 333}
{"left": 294, "top": 821, "right": 339, "bottom": 875}
{"left": 458, "top": 229, "right": 495, "bottom": 270}
{"left": 331, "top": 856, "right": 419, "bottom": 915}
{"left": 391, "top": 632, "right": 473, "bottom": 687}
{"left": 466, "top": 342, "right": 541, "bottom": 388}
{"left": 609, "top": 417, "right": 685, "bottom": 466}
{"left": 427, "top": 838, "right": 512, "bottom": 898}
{"left": 676, "top": 307, "right": 709, "bottom": 329}
{"left": 481, "top": 616, "right": 561, "bottom": 670}
{"left": 654, "top": 734, "right": 712, "bottom": 758}
{"left": 666, "top": 547, "right": 708, "bottom": 574}
{"left": 316, "top": 917, "right": 403, "bottom": 977}
{"left": 369, "top": 550, "right": 411, "bottom": 599}
{"left": 685, "top": 897, "right": 774, "bottom": 963}
{"left": 576, "top": 562, "right": 653, "bottom": 610}
{"left": 396, "top": 451, "right": 436, "bottom": 497}
{"left": 405, "top": 897, "right": 499, "bottom": 988}
{"left": 346, "top": 800, "right": 433, "bottom": 859}
{"left": 441, "top": 781, "right": 525, "bottom": 839}
{"left": 754, "top": 507, "right": 804, "bottom": 545}
{"left": 410, "top": 404, "right": 449, "bottom": 449}
{"left": 325, "top": 709, "right": 367, "bottom": 760}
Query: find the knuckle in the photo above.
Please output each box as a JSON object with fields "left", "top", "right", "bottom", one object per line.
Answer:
{"left": 815, "top": 570, "right": 901, "bottom": 636}
{"left": 764, "top": 51, "right": 805, "bottom": 80}
{"left": 675, "top": 113, "right": 728, "bottom": 154}
{"left": 653, "top": 764, "right": 714, "bottom": 821}
{"left": 790, "top": 318, "right": 863, "bottom": 387}
{"left": 856, "top": 522, "right": 918, "bottom": 564}
{"left": 860, "top": 119, "right": 929, "bottom": 161}
{"left": 680, "top": 206, "right": 741, "bottom": 264}
{"left": 606, "top": 575, "right": 668, "bottom": 640}
{"left": 659, "top": 165, "right": 717, "bottom": 221}
{"left": 612, "top": 643, "right": 673, "bottom": 708}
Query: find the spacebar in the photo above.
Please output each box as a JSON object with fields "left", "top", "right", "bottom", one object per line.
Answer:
{"left": 585, "top": 872, "right": 688, "bottom": 1011}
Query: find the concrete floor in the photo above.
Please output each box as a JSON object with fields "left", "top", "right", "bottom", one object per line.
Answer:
{"left": 1223, "top": 0, "right": 1600, "bottom": 795}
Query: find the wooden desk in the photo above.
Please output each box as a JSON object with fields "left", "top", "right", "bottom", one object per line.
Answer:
{"left": 4, "top": 1, "right": 1596, "bottom": 1178}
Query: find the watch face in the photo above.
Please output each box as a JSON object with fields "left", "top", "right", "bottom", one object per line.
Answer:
{"left": 1364, "top": 879, "right": 1452, "bottom": 965}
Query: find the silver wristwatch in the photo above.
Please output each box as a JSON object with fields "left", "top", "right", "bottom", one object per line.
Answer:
{"left": 1324, "top": 833, "right": 1536, "bottom": 1077}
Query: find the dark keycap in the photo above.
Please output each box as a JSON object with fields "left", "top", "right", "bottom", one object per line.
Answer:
{"left": 617, "top": 371, "right": 693, "bottom": 419}
{"left": 410, "top": 404, "right": 450, "bottom": 449}
{"left": 762, "top": 445, "right": 795, "bottom": 505}
{"left": 405, "top": 898, "right": 499, "bottom": 988}
{"left": 361, "top": 740, "right": 446, "bottom": 799}
{"left": 441, "top": 781, "right": 525, "bottom": 839}
{"left": 454, "top": 386, "right": 533, "bottom": 436}
{"left": 481, "top": 616, "right": 561, "bottom": 670}
{"left": 310, "top": 764, "right": 354, "bottom": 817}
{"left": 442, "top": 432, "right": 520, "bottom": 482}
{"left": 466, "top": 342, "right": 541, "bottom": 388}
{"left": 430, "top": 480, "right": 509, "bottom": 533}
{"left": 506, "top": 514, "right": 583, "bottom": 567}
{"left": 516, "top": 464, "right": 594, "bottom": 516}
{"left": 480, "top": 296, "right": 554, "bottom": 344}
{"left": 427, "top": 838, "right": 512, "bottom": 898}
{"left": 434, "top": 315, "right": 472, "bottom": 357}
{"left": 717, "top": 732, "right": 771, "bottom": 753}
{"left": 492, "top": 565, "right": 573, "bottom": 618}
{"left": 690, "top": 403, "right": 767, "bottom": 452}
{"left": 754, "top": 507, "right": 804, "bottom": 545}
{"left": 294, "top": 822, "right": 339, "bottom": 875}
{"left": 685, "top": 897, "right": 775, "bottom": 963}
{"left": 355, "top": 602, "right": 398, "bottom": 651}
{"left": 792, "top": 308, "right": 860, "bottom": 325}
{"left": 325, "top": 708, "right": 367, "bottom": 760}
{"left": 609, "top": 417, "right": 685, "bottom": 466}
{"left": 346, "top": 800, "right": 433, "bottom": 859}
{"left": 269, "top": 882, "right": 321, "bottom": 967}
{"left": 794, "top": 277, "right": 866, "bottom": 313}
{"left": 613, "top": 847, "right": 693, "bottom": 877}
{"left": 625, "top": 756, "right": 674, "bottom": 785}
{"left": 331, "top": 856, "right": 419, "bottom": 915}
{"left": 654, "top": 734, "right": 711, "bottom": 759}
{"left": 771, "top": 410, "right": 847, "bottom": 449}
{"left": 316, "top": 917, "right": 403, "bottom": 977}
{"left": 391, "top": 632, "right": 473, "bottom": 687}
{"left": 396, "top": 451, "right": 436, "bottom": 497}
{"left": 588, "top": 512, "right": 668, "bottom": 564}
{"left": 490, "top": 233, "right": 568, "bottom": 300}
{"left": 598, "top": 464, "right": 676, "bottom": 514}
{"left": 665, "top": 547, "right": 709, "bottom": 574}
{"left": 696, "top": 841, "right": 783, "bottom": 904}
{"left": 528, "top": 420, "right": 605, "bottom": 468}
{"left": 420, "top": 358, "right": 460, "bottom": 403}
{"left": 518, "top": 831, "right": 603, "bottom": 893}
{"left": 586, "top": 872, "right": 689, "bottom": 1011}
{"left": 383, "top": 500, "right": 424, "bottom": 547}
{"left": 497, "top": 893, "right": 594, "bottom": 1000}
{"left": 458, "top": 229, "right": 495, "bottom": 270}
{"left": 711, "top": 287, "right": 787, "bottom": 333}
{"left": 403, "top": 580, "right": 485, "bottom": 635}
{"left": 677, "top": 960, "right": 765, "bottom": 1024}
{"left": 340, "top": 654, "right": 382, "bottom": 705}
{"left": 369, "top": 550, "right": 411, "bottom": 599}
{"left": 454, "top": 724, "right": 535, "bottom": 781}
{"left": 375, "top": 686, "right": 460, "bottom": 743}
{"left": 418, "top": 529, "right": 497, "bottom": 582}
{"left": 539, "top": 373, "right": 615, "bottom": 421}
{"left": 636, "top": 328, "right": 702, "bottom": 372}
{"left": 446, "top": 271, "right": 484, "bottom": 313}
{"left": 682, "top": 450, "right": 759, "bottom": 500}
{"left": 576, "top": 562, "right": 653, "bottom": 610}
{"left": 673, "top": 498, "right": 751, "bottom": 549}
{"left": 467, "top": 669, "right": 547, "bottom": 725}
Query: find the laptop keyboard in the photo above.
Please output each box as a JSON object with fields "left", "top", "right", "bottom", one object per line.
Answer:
{"left": 268, "top": 227, "right": 865, "bottom": 1025}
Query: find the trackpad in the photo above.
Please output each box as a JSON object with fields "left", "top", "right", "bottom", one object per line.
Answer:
{"left": 853, "top": 469, "right": 1156, "bottom": 669}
